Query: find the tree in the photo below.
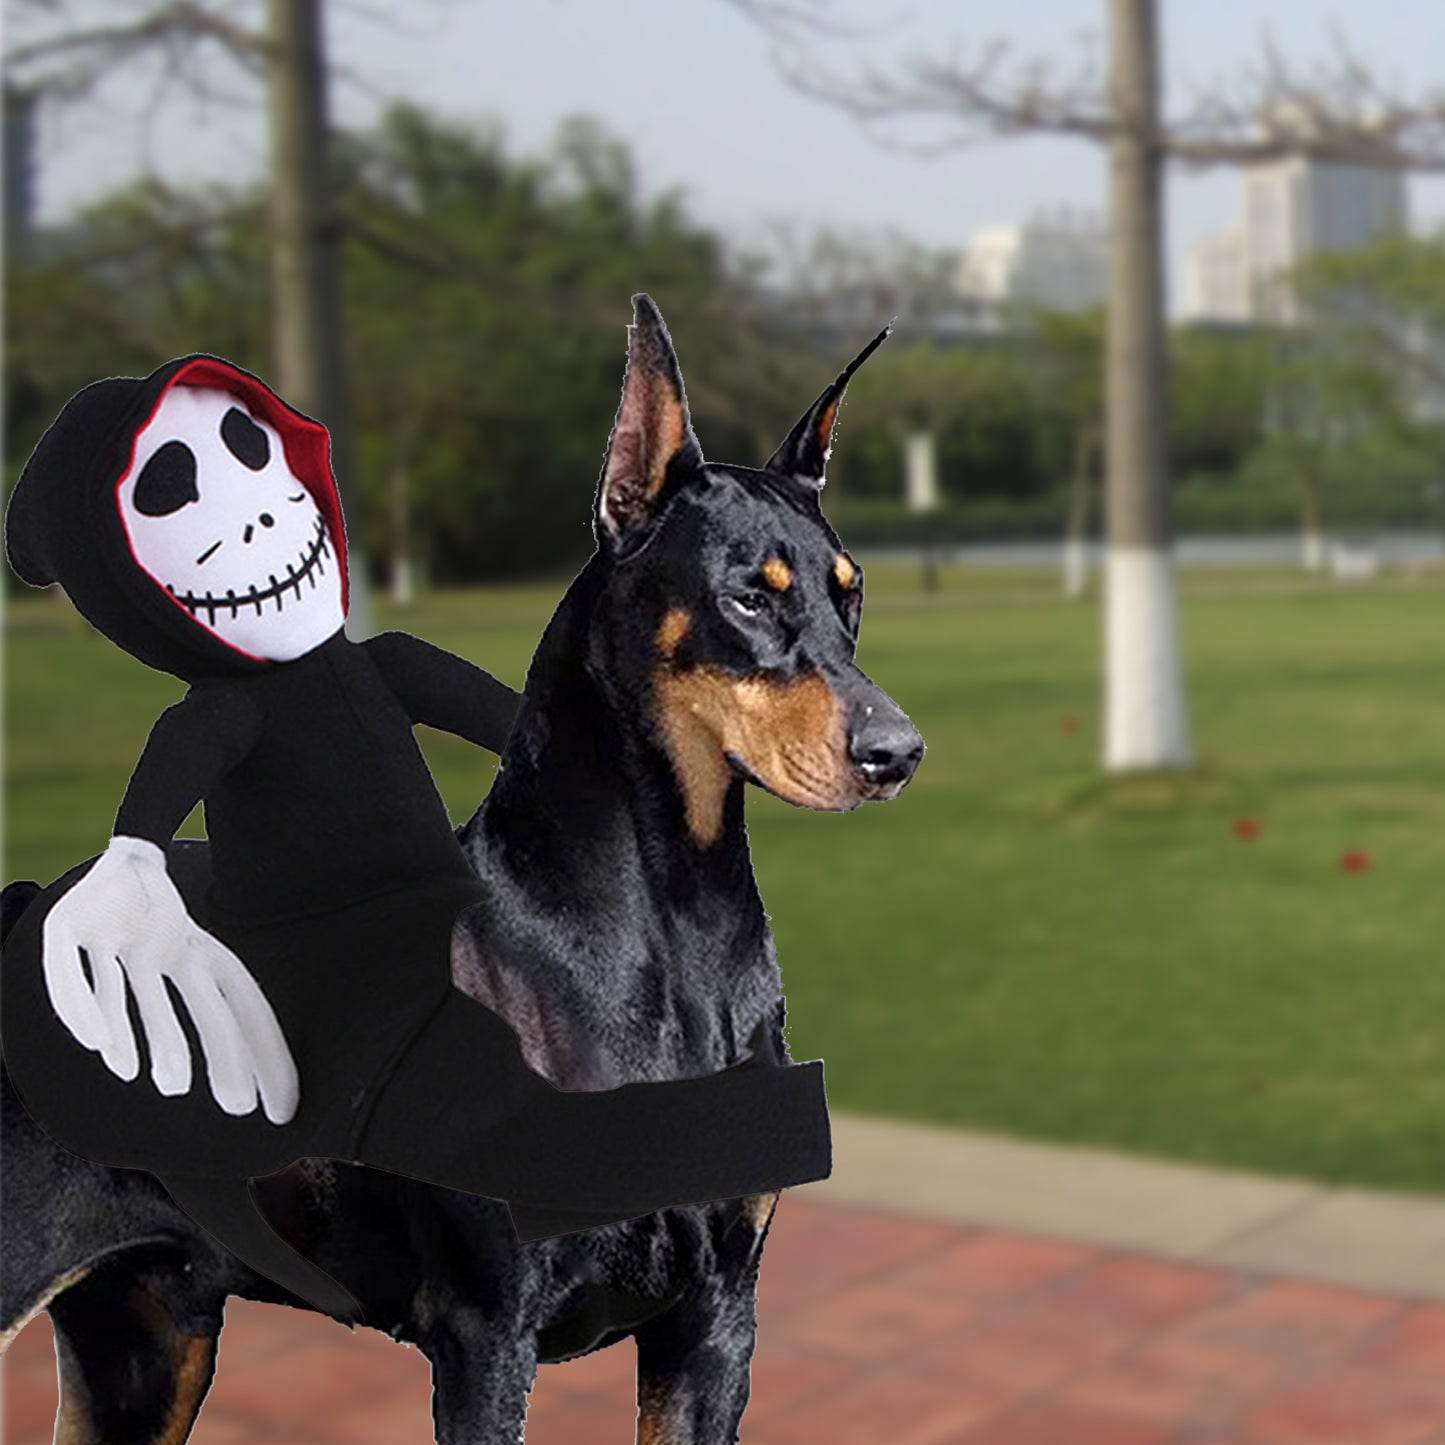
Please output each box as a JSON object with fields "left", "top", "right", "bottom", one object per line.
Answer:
{"left": 5, "top": 103, "right": 761, "bottom": 585}
{"left": 1020, "top": 308, "right": 1104, "bottom": 597}
{"left": 5, "top": 179, "right": 273, "bottom": 456}
{"left": 335, "top": 107, "right": 745, "bottom": 582}
{"left": 1294, "top": 234, "right": 1445, "bottom": 399}
{"left": 7, "top": 0, "right": 372, "bottom": 630}
{"left": 1258, "top": 335, "right": 1403, "bottom": 570}
{"left": 1255, "top": 235, "right": 1445, "bottom": 556}
{"left": 753, "top": 0, "right": 1445, "bottom": 771}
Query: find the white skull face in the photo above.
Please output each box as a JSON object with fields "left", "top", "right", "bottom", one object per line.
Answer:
{"left": 117, "top": 385, "right": 345, "bottom": 661}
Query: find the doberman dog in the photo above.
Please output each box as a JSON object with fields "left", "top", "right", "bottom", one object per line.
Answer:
{"left": 0, "top": 296, "right": 923, "bottom": 1444}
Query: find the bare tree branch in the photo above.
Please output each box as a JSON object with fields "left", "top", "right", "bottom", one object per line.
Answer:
{"left": 779, "top": 37, "right": 1114, "bottom": 152}
{"left": 6, "top": 2, "right": 272, "bottom": 91}
{"left": 4, "top": 1, "right": 366, "bottom": 110}
{"left": 718, "top": 0, "right": 879, "bottom": 42}
{"left": 766, "top": 19, "right": 1445, "bottom": 172}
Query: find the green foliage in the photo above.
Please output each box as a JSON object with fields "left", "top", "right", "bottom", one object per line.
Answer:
{"left": 835, "top": 332, "right": 1083, "bottom": 503}
{"left": 1281, "top": 236, "right": 1445, "bottom": 492}
{"left": 830, "top": 311, "right": 1278, "bottom": 512}
{"left": 13, "top": 573, "right": 1445, "bottom": 1192}
{"left": 6, "top": 107, "right": 755, "bottom": 582}
{"left": 1170, "top": 326, "right": 1271, "bottom": 474}
{"left": 8, "top": 103, "right": 1434, "bottom": 581}
{"left": 1296, "top": 232, "right": 1445, "bottom": 348}
{"left": 5, "top": 181, "right": 272, "bottom": 458}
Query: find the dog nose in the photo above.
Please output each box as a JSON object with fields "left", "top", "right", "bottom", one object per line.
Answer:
{"left": 848, "top": 702, "right": 924, "bottom": 789}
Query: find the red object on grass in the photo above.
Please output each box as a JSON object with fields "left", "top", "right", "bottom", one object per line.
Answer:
{"left": 1058, "top": 714, "right": 1079, "bottom": 734}
{"left": 1340, "top": 850, "right": 1373, "bottom": 873}
{"left": 1233, "top": 818, "right": 1261, "bottom": 840}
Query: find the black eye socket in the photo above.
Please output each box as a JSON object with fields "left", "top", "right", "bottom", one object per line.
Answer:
{"left": 221, "top": 407, "right": 270, "bottom": 470}
{"left": 729, "top": 590, "right": 770, "bottom": 619}
{"left": 132, "top": 441, "right": 199, "bottom": 516}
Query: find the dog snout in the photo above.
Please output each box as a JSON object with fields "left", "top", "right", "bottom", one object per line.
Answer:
{"left": 847, "top": 697, "right": 924, "bottom": 794}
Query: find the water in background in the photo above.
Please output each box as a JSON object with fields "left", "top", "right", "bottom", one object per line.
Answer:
{"left": 866, "top": 532, "right": 1445, "bottom": 569}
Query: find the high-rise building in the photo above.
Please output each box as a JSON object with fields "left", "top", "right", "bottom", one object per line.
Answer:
{"left": 1243, "top": 155, "right": 1407, "bottom": 322}
{"left": 1184, "top": 146, "right": 1408, "bottom": 325}
{"left": 1182, "top": 225, "right": 1250, "bottom": 323}
{"left": 958, "top": 210, "right": 1106, "bottom": 316}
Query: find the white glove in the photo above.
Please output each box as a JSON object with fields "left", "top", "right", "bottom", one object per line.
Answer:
{"left": 41, "top": 836, "right": 299, "bottom": 1124}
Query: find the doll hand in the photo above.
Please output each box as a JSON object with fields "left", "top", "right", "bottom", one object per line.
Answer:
{"left": 41, "top": 836, "right": 300, "bottom": 1124}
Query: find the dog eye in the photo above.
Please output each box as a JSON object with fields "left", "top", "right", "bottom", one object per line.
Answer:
{"left": 729, "top": 591, "right": 770, "bottom": 619}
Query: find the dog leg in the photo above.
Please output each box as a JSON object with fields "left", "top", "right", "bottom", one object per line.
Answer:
{"left": 47, "top": 1264, "right": 222, "bottom": 1445}
{"left": 420, "top": 1298, "right": 538, "bottom": 1445}
{"left": 633, "top": 1209, "right": 771, "bottom": 1445}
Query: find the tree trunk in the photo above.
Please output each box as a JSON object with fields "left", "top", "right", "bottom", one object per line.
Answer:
{"left": 389, "top": 454, "right": 412, "bottom": 606}
{"left": 904, "top": 431, "right": 939, "bottom": 514}
{"left": 1297, "top": 462, "right": 1325, "bottom": 571}
{"left": 1063, "top": 425, "right": 1097, "bottom": 599}
{"left": 905, "top": 431, "right": 941, "bottom": 594}
{"left": 1102, "top": 0, "right": 1191, "bottom": 770}
{"left": 265, "top": 0, "right": 371, "bottom": 635}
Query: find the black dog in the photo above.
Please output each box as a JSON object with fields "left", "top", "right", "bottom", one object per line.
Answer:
{"left": 1, "top": 297, "right": 922, "bottom": 1444}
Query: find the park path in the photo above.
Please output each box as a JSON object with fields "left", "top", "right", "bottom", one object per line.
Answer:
{"left": 7, "top": 1119, "right": 1445, "bottom": 1444}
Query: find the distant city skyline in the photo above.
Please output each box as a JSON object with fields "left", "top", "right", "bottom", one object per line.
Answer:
{"left": 14, "top": 0, "right": 1445, "bottom": 314}
{"left": 957, "top": 210, "right": 1108, "bottom": 316}
{"left": 1184, "top": 155, "right": 1409, "bottom": 325}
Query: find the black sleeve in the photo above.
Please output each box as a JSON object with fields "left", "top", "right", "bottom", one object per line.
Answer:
{"left": 114, "top": 686, "right": 262, "bottom": 846}
{"left": 363, "top": 631, "right": 523, "bottom": 755}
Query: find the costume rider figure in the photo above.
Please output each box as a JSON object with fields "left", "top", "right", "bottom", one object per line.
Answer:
{"left": 3, "top": 356, "right": 830, "bottom": 1320}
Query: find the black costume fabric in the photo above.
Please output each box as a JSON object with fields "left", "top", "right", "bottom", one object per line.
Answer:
{"left": 1, "top": 356, "right": 831, "bottom": 1322}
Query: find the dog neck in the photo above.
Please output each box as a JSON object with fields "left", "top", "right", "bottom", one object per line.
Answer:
{"left": 455, "top": 562, "right": 779, "bottom": 1084}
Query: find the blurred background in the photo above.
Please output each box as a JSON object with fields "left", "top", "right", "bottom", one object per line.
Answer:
{"left": 6, "top": 2, "right": 1445, "bottom": 1441}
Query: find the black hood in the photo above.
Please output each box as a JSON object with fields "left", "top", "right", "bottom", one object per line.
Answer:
{"left": 6, "top": 355, "right": 348, "bottom": 682}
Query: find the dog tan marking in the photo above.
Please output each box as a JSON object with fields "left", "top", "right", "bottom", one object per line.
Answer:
{"left": 760, "top": 557, "right": 792, "bottom": 593}
{"left": 652, "top": 668, "right": 852, "bottom": 846}
{"left": 815, "top": 396, "right": 841, "bottom": 453}
{"left": 744, "top": 1191, "right": 781, "bottom": 1232}
{"left": 655, "top": 608, "right": 690, "bottom": 659}
{"left": 47, "top": 1278, "right": 213, "bottom": 1445}
{"left": 609, "top": 376, "right": 686, "bottom": 502}
{"left": 834, "top": 553, "right": 857, "bottom": 590}
{"left": 1, "top": 1265, "right": 91, "bottom": 1353}
{"left": 153, "top": 1329, "right": 216, "bottom": 1445}
{"left": 601, "top": 316, "right": 694, "bottom": 535}
{"left": 647, "top": 379, "right": 687, "bottom": 495}
{"left": 637, "top": 1381, "right": 677, "bottom": 1445}
{"left": 54, "top": 1332, "right": 96, "bottom": 1445}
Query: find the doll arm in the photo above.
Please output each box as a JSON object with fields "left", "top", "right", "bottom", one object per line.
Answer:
{"left": 113, "top": 687, "right": 262, "bottom": 844}
{"left": 364, "top": 631, "right": 523, "bottom": 754}
{"left": 43, "top": 691, "right": 299, "bottom": 1124}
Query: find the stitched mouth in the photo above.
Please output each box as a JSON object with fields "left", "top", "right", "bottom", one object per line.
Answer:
{"left": 167, "top": 520, "right": 330, "bottom": 625}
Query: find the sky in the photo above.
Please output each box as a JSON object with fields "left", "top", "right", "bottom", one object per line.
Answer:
{"left": 16, "top": 0, "right": 1445, "bottom": 311}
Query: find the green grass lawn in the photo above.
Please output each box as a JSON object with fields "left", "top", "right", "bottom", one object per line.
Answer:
{"left": 7, "top": 561, "right": 1445, "bottom": 1195}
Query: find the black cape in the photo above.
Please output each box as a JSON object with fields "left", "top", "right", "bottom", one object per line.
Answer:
{"left": 2, "top": 356, "right": 830, "bottom": 1322}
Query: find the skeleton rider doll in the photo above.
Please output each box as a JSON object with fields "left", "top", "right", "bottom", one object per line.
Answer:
{"left": 2, "top": 355, "right": 830, "bottom": 1320}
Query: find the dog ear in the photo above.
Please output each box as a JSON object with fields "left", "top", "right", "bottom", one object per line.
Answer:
{"left": 596, "top": 295, "right": 704, "bottom": 545}
{"left": 766, "top": 323, "right": 891, "bottom": 488}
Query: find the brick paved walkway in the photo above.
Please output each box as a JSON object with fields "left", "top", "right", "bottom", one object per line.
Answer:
{"left": 6, "top": 1196, "right": 1445, "bottom": 1444}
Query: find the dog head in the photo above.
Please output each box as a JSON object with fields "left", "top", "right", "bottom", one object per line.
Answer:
{"left": 591, "top": 295, "right": 924, "bottom": 848}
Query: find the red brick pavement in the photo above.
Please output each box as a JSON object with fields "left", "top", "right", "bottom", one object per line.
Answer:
{"left": 6, "top": 1196, "right": 1445, "bottom": 1444}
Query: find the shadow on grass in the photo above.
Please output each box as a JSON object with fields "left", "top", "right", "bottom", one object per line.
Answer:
{"left": 1048, "top": 766, "right": 1261, "bottom": 824}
